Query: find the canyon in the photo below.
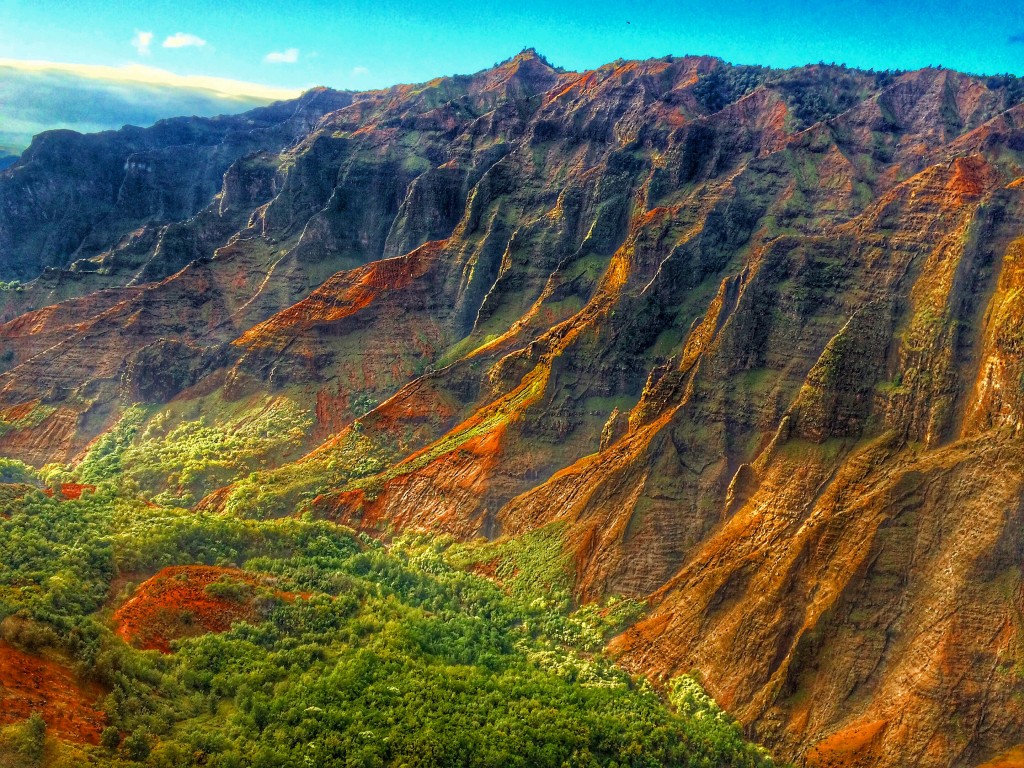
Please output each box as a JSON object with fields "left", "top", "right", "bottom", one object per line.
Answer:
{"left": 3, "top": 50, "right": 1024, "bottom": 766}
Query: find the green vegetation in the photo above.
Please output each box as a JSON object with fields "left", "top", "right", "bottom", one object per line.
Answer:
{"left": 0, "top": 457, "right": 37, "bottom": 484}
{"left": 770, "top": 66, "right": 877, "bottom": 130}
{"left": 0, "top": 712, "right": 47, "bottom": 767}
{"left": 0, "top": 406, "right": 777, "bottom": 768}
{"left": 692, "top": 66, "right": 769, "bottom": 114}
{"left": 76, "top": 398, "right": 313, "bottom": 506}
{"left": 223, "top": 426, "right": 390, "bottom": 519}
{"left": 987, "top": 74, "right": 1024, "bottom": 110}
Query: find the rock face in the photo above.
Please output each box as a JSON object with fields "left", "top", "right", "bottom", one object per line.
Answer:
{"left": 3, "top": 51, "right": 1024, "bottom": 766}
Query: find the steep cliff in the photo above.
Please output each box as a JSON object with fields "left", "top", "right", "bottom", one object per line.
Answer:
{"left": 2, "top": 51, "right": 1024, "bottom": 767}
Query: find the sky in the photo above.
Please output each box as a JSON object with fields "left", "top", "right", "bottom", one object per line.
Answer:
{"left": 1, "top": 0, "right": 1023, "bottom": 153}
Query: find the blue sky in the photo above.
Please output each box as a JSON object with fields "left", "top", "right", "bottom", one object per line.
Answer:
{"left": 0, "top": 0, "right": 1022, "bottom": 153}
{"left": 1, "top": 0, "right": 1023, "bottom": 92}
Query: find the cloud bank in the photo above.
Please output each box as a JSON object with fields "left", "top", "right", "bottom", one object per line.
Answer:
{"left": 0, "top": 59, "right": 303, "bottom": 155}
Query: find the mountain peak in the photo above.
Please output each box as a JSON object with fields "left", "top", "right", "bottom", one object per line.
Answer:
{"left": 499, "top": 47, "right": 557, "bottom": 71}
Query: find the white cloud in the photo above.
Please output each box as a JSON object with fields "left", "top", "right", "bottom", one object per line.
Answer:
{"left": 264, "top": 48, "right": 299, "bottom": 64}
{"left": 351, "top": 66, "right": 370, "bottom": 77}
{"left": 163, "top": 32, "right": 207, "bottom": 49}
{"left": 0, "top": 58, "right": 303, "bottom": 101}
{"left": 131, "top": 30, "right": 153, "bottom": 56}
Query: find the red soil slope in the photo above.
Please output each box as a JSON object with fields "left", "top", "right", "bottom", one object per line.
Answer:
{"left": 114, "top": 566, "right": 266, "bottom": 653}
{"left": 0, "top": 640, "right": 105, "bottom": 744}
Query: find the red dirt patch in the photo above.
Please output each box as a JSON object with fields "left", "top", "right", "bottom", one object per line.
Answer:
{"left": 57, "top": 483, "right": 95, "bottom": 500}
{"left": 41, "top": 483, "right": 97, "bottom": 501}
{"left": 945, "top": 155, "right": 990, "bottom": 201}
{"left": 114, "top": 566, "right": 270, "bottom": 653}
{"left": 0, "top": 640, "right": 106, "bottom": 744}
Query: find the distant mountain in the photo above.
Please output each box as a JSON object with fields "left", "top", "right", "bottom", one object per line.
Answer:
{"left": 0, "top": 60, "right": 296, "bottom": 153}
{"left": 0, "top": 151, "right": 16, "bottom": 170}
{"left": 0, "top": 86, "right": 353, "bottom": 281}
{"left": 3, "top": 50, "right": 1024, "bottom": 768}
